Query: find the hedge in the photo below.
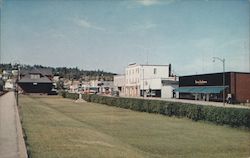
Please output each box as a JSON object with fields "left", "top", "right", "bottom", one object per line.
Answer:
{"left": 62, "top": 92, "right": 250, "bottom": 128}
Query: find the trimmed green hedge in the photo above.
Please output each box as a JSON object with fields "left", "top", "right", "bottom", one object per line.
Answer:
{"left": 62, "top": 91, "right": 79, "bottom": 100}
{"left": 62, "top": 92, "right": 250, "bottom": 128}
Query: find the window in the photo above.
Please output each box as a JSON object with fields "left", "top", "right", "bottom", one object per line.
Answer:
{"left": 30, "top": 74, "right": 40, "bottom": 79}
{"left": 154, "top": 68, "right": 157, "bottom": 74}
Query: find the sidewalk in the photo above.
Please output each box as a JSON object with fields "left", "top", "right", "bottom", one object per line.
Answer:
{"left": 0, "top": 92, "right": 27, "bottom": 158}
{"left": 160, "top": 98, "right": 250, "bottom": 109}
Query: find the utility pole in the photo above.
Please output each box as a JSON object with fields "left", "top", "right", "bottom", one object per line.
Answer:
{"left": 213, "top": 57, "right": 225, "bottom": 106}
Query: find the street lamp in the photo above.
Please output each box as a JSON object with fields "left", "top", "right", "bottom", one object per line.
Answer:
{"left": 212, "top": 57, "right": 225, "bottom": 106}
{"left": 12, "top": 61, "right": 20, "bottom": 106}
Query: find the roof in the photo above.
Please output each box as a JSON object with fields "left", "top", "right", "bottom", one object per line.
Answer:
{"left": 18, "top": 76, "right": 52, "bottom": 83}
{"left": 127, "top": 63, "right": 170, "bottom": 68}
{"left": 140, "top": 64, "right": 170, "bottom": 67}
{"left": 21, "top": 68, "right": 53, "bottom": 76}
{"left": 180, "top": 71, "right": 250, "bottom": 77}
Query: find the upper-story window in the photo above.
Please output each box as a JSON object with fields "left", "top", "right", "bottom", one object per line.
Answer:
{"left": 30, "top": 74, "right": 40, "bottom": 79}
{"left": 154, "top": 68, "right": 157, "bottom": 74}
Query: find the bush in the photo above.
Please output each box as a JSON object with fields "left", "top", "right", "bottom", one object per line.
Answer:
{"left": 63, "top": 92, "right": 250, "bottom": 128}
{"left": 65, "top": 92, "right": 79, "bottom": 100}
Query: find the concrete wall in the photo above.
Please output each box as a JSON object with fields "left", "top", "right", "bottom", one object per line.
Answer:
{"left": 161, "top": 84, "right": 178, "bottom": 99}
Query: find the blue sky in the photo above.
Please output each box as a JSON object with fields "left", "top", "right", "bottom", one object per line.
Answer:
{"left": 1, "top": 0, "right": 249, "bottom": 75}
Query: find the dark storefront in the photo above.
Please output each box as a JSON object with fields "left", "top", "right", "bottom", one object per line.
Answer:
{"left": 175, "top": 72, "right": 250, "bottom": 103}
{"left": 18, "top": 82, "right": 53, "bottom": 93}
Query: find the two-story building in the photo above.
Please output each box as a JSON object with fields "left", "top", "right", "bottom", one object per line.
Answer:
{"left": 114, "top": 63, "right": 178, "bottom": 98}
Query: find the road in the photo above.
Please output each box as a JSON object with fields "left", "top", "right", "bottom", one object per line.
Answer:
{"left": 0, "top": 92, "right": 27, "bottom": 158}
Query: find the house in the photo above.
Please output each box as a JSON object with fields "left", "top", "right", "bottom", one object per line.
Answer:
{"left": 2, "top": 70, "right": 12, "bottom": 80}
{"left": 63, "top": 79, "right": 72, "bottom": 90}
{"left": 69, "top": 80, "right": 81, "bottom": 92}
{"left": 4, "top": 79, "right": 14, "bottom": 90}
{"left": 98, "top": 81, "right": 114, "bottom": 94}
{"left": 175, "top": 72, "right": 250, "bottom": 103}
{"left": 18, "top": 68, "right": 53, "bottom": 94}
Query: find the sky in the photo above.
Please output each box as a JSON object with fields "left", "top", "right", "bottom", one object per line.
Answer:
{"left": 0, "top": 0, "right": 249, "bottom": 75}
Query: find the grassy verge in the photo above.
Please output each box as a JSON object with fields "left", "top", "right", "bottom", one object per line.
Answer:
{"left": 20, "top": 95, "right": 250, "bottom": 158}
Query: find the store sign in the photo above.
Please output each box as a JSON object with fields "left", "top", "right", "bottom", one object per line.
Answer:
{"left": 195, "top": 80, "right": 207, "bottom": 85}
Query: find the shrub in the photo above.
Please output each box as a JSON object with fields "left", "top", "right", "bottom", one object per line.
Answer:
{"left": 63, "top": 92, "right": 250, "bottom": 128}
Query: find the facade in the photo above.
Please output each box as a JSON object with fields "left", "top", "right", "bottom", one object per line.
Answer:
{"left": 2, "top": 70, "right": 12, "bottom": 80}
{"left": 18, "top": 68, "right": 53, "bottom": 94}
{"left": 175, "top": 72, "right": 250, "bottom": 103}
{"left": 113, "top": 75, "right": 125, "bottom": 96}
{"left": 114, "top": 63, "right": 178, "bottom": 98}
{"left": 4, "top": 79, "right": 14, "bottom": 90}
{"left": 161, "top": 80, "right": 179, "bottom": 98}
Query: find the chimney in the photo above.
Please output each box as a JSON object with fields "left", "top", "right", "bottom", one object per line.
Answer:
{"left": 169, "top": 64, "right": 171, "bottom": 77}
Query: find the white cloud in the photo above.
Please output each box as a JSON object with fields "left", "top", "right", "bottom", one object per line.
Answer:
{"left": 131, "top": 21, "right": 157, "bottom": 31}
{"left": 74, "top": 18, "right": 105, "bottom": 31}
{"left": 136, "top": 0, "right": 176, "bottom": 6}
{"left": 137, "top": 0, "right": 160, "bottom": 6}
{"left": 77, "top": 19, "right": 92, "bottom": 28}
{"left": 144, "top": 23, "right": 157, "bottom": 29}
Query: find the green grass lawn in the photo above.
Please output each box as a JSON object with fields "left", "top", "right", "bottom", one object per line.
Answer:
{"left": 20, "top": 95, "right": 250, "bottom": 158}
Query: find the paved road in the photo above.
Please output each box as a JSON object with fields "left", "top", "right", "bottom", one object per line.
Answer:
{"left": 0, "top": 92, "right": 27, "bottom": 158}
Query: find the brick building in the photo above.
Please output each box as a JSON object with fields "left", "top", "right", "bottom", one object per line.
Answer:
{"left": 175, "top": 72, "right": 250, "bottom": 103}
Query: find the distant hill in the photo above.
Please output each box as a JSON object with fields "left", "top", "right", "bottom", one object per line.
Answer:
{"left": 0, "top": 63, "right": 116, "bottom": 81}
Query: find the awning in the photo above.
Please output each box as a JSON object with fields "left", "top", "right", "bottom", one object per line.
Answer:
{"left": 174, "top": 86, "right": 227, "bottom": 94}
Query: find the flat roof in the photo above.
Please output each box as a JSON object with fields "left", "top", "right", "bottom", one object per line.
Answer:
{"left": 127, "top": 63, "right": 170, "bottom": 67}
{"left": 180, "top": 71, "right": 250, "bottom": 77}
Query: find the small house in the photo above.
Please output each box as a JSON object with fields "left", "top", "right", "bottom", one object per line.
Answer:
{"left": 18, "top": 68, "right": 53, "bottom": 94}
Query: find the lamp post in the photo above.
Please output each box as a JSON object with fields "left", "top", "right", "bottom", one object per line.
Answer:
{"left": 212, "top": 57, "right": 225, "bottom": 106}
{"left": 12, "top": 61, "right": 20, "bottom": 106}
{"left": 142, "top": 66, "right": 144, "bottom": 98}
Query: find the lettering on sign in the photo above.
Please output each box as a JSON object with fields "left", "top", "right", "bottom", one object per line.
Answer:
{"left": 195, "top": 80, "right": 207, "bottom": 85}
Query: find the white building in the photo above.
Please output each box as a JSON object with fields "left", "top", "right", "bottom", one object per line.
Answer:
{"left": 115, "top": 63, "right": 178, "bottom": 98}
{"left": 113, "top": 74, "right": 125, "bottom": 96}
{"left": 4, "top": 79, "right": 14, "bottom": 90}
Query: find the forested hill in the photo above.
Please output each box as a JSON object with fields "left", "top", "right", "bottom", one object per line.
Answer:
{"left": 0, "top": 63, "right": 116, "bottom": 81}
